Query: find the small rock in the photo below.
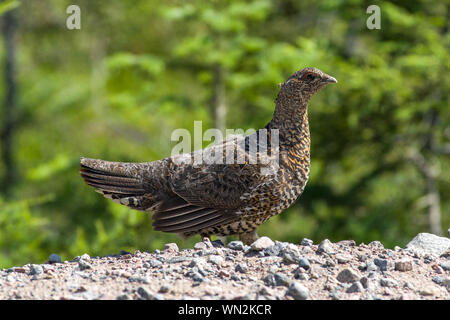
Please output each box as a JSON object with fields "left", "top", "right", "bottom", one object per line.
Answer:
{"left": 116, "top": 294, "right": 130, "bottom": 300}
{"left": 137, "top": 287, "right": 154, "bottom": 300}
{"left": 227, "top": 241, "right": 245, "bottom": 251}
{"left": 298, "top": 258, "right": 311, "bottom": 270}
{"left": 294, "top": 270, "right": 309, "bottom": 281}
{"left": 128, "top": 276, "right": 150, "bottom": 284}
{"left": 78, "top": 260, "right": 92, "bottom": 270}
{"left": 395, "top": 260, "right": 413, "bottom": 272}
{"left": 374, "top": 258, "right": 388, "bottom": 271}
{"left": 380, "top": 278, "right": 398, "bottom": 288}
{"left": 159, "top": 285, "right": 169, "bottom": 294}
{"left": 48, "top": 254, "right": 61, "bottom": 264}
{"left": 235, "top": 263, "right": 248, "bottom": 273}
{"left": 336, "top": 269, "right": 359, "bottom": 283}
{"left": 194, "top": 242, "right": 208, "bottom": 250}
{"left": 211, "top": 240, "right": 224, "bottom": 248}
{"left": 286, "top": 282, "right": 309, "bottom": 300}
{"left": 432, "top": 276, "right": 444, "bottom": 285}
{"left": 164, "top": 243, "right": 179, "bottom": 252}
{"left": 191, "top": 269, "right": 205, "bottom": 282}
{"left": 336, "top": 254, "right": 352, "bottom": 264}
{"left": 336, "top": 240, "right": 356, "bottom": 247}
{"left": 167, "top": 256, "right": 193, "bottom": 264}
{"left": 119, "top": 250, "right": 130, "bottom": 256}
{"left": 146, "top": 259, "right": 163, "bottom": 268}
{"left": 368, "top": 241, "right": 384, "bottom": 248}
{"left": 439, "top": 261, "right": 450, "bottom": 271}
{"left": 208, "top": 255, "right": 224, "bottom": 266}
{"left": 281, "top": 248, "right": 301, "bottom": 264}
{"left": 403, "top": 282, "right": 415, "bottom": 290}
{"left": 29, "top": 265, "right": 44, "bottom": 276}
{"left": 263, "top": 245, "right": 281, "bottom": 257}
{"left": 420, "top": 286, "right": 440, "bottom": 296}
{"left": 80, "top": 253, "right": 90, "bottom": 260}
{"left": 301, "top": 238, "right": 313, "bottom": 246}
{"left": 273, "top": 273, "right": 292, "bottom": 287}
{"left": 12, "top": 267, "right": 27, "bottom": 274}
{"left": 346, "top": 282, "right": 364, "bottom": 293}
{"left": 264, "top": 273, "right": 291, "bottom": 287}
{"left": 250, "top": 237, "right": 275, "bottom": 251}
{"left": 366, "top": 261, "right": 379, "bottom": 272}
{"left": 357, "top": 254, "right": 368, "bottom": 262}
{"left": 360, "top": 277, "right": 371, "bottom": 289}
{"left": 317, "top": 239, "right": 335, "bottom": 255}
{"left": 405, "top": 233, "right": 450, "bottom": 256}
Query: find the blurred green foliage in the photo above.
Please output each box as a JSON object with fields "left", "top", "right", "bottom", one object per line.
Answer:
{"left": 0, "top": 0, "right": 448, "bottom": 268}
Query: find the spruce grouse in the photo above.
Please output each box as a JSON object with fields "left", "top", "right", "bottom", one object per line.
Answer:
{"left": 80, "top": 67, "right": 337, "bottom": 244}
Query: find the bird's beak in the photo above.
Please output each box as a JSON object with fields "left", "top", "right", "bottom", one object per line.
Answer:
{"left": 325, "top": 76, "right": 338, "bottom": 84}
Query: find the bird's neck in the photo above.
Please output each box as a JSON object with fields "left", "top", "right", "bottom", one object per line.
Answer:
{"left": 266, "top": 92, "right": 310, "bottom": 152}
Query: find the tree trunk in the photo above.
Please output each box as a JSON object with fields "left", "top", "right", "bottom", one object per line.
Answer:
{"left": 408, "top": 151, "right": 442, "bottom": 236}
{"left": 1, "top": 9, "right": 17, "bottom": 197}
{"left": 211, "top": 64, "right": 226, "bottom": 134}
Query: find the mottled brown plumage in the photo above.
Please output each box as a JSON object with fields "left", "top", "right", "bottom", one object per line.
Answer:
{"left": 80, "top": 67, "right": 337, "bottom": 244}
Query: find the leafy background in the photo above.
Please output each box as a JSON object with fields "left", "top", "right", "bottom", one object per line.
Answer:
{"left": 0, "top": 0, "right": 448, "bottom": 268}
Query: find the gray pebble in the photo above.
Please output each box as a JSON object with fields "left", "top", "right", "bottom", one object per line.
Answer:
{"left": 286, "top": 282, "right": 309, "bottom": 300}
{"left": 263, "top": 245, "right": 281, "bottom": 257}
{"left": 280, "top": 246, "right": 301, "bottom": 264}
{"left": 116, "top": 294, "right": 130, "bottom": 300}
{"left": 78, "top": 260, "right": 92, "bottom": 270}
{"left": 439, "top": 261, "right": 450, "bottom": 271}
{"left": 366, "top": 261, "right": 379, "bottom": 272}
{"left": 191, "top": 272, "right": 204, "bottom": 282}
{"left": 346, "top": 282, "right": 364, "bottom": 293}
{"left": 336, "top": 254, "right": 352, "bottom": 264}
{"left": 48, "top": 254, "right": 61, "bottom": 264}
{"left": 137, "top": 287, "right": 154, "bottom": 300}
{"left": 29, "top": 265, "right": 43, "bottom": 276}
{"left": 208, "top": 255, "right": 224, "bottom": 266}
{"left": 432, "top": 276, "right": 444, "bottom": 285}
{"left": 264, "top": 273, "right": 291, "bottom": 287}
{"left": 235, "top": 263, "right": 248, "bottom": 273}
{"left": 406, "top": 233, "right": 450, "bottom": 256}
{"left": 336, "top": 268, "right": 360, "bottom": 283}
{"left": 164, "top": 243, "right": 179, "bottom": 252}
{"left": 80, "top": 253, "right": 90, "bottom": 261}
{"left": 146, "top": 259, "right": 163, "bottom": 268}
{"left": 380, "top": 278, "right": 398, "bottom": 287}
{"left": 227, "top": 241, "right": 244, "bottom": 251}
{"left": 128, "top": 276, "right": 150, "bottom": 284}
{"left": 294, "top": 269, "right": 309, "bottom": 281}
{"left": 301, "top": 238, "right": 313, "bottom": 246}
{"left": 373, "top": 258, "right": 388, "bottom": 271}
{"left": 368, "top": 241, "right": 384, "bottom": 248}
{"left": 298, "top": 258, "right": 311, "bottom": 270}
{"left": 167, "top": 256, "right": 193, "bottom": 264}
{"left": 159, "top": 285, "right": 169, "bottom": 293}
{"left": 317, "top": 239, "right": 335, "bottom": 255}
{"left": 194, "top": 242, "right": 208, "bottom": 250}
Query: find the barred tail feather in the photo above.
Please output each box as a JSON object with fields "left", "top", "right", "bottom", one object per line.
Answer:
{"left": 80, "top": 157, "right": 155, "bottom": 210}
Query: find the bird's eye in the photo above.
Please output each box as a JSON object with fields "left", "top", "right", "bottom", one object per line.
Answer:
{"left": 303, "top": 73, "right": 315, "bottom": 81}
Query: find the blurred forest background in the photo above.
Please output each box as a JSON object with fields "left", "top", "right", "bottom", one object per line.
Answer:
{"left": 0, "top": 0, "right": 448, "bottom": 268}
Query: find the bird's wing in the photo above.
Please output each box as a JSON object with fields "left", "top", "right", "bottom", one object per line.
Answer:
{"left": 169, "top": 133, "right": 275, "bottom": 208}
{"left": 151, "top": 133, "right": 278, "bottom": 234}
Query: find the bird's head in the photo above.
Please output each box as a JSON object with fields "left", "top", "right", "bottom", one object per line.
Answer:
{"left": 280, "top": 67, "right": 337, "bottom": 98}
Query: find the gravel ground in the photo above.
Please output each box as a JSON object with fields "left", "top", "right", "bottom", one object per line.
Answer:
{"left": 0, "top": 233, "right": 449, "bottom": 300}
